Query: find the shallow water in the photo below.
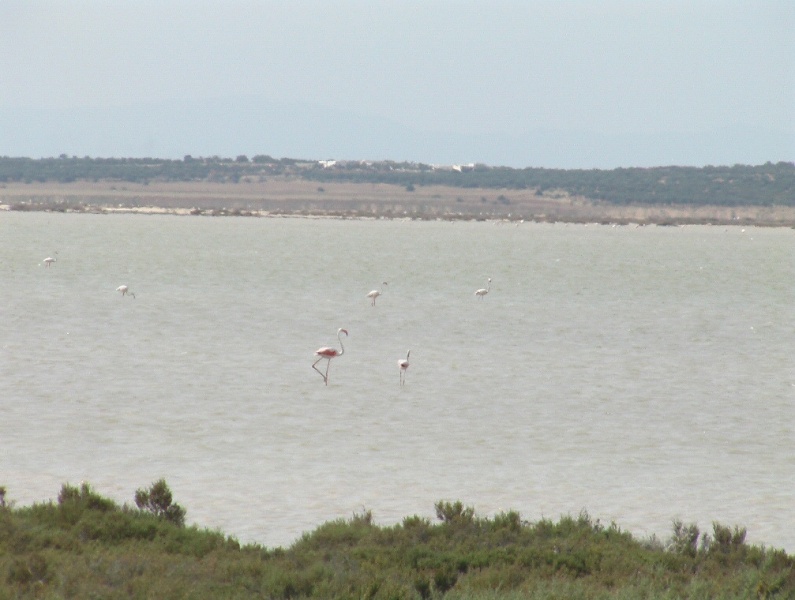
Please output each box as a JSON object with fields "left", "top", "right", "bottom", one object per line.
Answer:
{"left": 1, "top": 212, "right": 793, "bottom": 551}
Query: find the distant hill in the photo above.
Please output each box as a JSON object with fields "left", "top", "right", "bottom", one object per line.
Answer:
{"left": 1, "top": 155, "right": 793, "bottom": 207}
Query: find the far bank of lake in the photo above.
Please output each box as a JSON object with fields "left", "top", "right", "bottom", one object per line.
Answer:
{"left": 2, "top": 179, "right": 795, "bottom": 226}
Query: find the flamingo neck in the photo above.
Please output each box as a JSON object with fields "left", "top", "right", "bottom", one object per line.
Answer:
{"left": 337, "top": 333, "right": 346, "bottom": 356}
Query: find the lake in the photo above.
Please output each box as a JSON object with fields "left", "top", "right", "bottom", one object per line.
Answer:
{"left": 1, "top": 211, "right": 793, "bottom": 551}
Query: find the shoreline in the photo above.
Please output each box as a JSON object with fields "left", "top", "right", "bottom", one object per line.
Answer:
{"left": 3, "top": 203, "right": 795, "bottom": 229}
{"left": 2, "top": 179, "right": 794, "bottom": 227}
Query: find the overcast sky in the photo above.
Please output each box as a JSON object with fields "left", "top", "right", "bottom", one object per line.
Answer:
{"left": 1, "top": 1, "right": 792, "bottom": 168}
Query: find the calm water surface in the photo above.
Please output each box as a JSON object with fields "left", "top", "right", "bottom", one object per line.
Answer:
{"left": 1, "top": 212, "right": 793, "bottom": 550}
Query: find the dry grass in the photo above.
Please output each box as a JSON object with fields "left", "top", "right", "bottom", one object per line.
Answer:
{"left": 2, "top": 178, "right": 794, "bottom": 226}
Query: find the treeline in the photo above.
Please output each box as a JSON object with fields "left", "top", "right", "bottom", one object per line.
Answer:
{"left": 1, "top": 155, "right": 793, "bottom": 207}
{"left": 0, "top": 154, "right": 291, "bottom": 185}
{"left": 307, "top": 161, "right": 795, "bottom": 207}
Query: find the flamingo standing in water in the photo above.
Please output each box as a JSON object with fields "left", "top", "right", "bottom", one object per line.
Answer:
{"left": 399, "top": 350, "right": 410, "bottom": 386}
{"left": 313, "top": 328, "right": 348, "bottom": 385}
{"left": 43, "top": 257, "right": 56, "bottom": 268}
{"left": 116, "top": 285, "right": 136, "bottom": 299}
{"left": 475, "top": 278, "right": 491, "bottom": 298}
{"left": 367, "top": 282, "right": 388, "bottom": 306}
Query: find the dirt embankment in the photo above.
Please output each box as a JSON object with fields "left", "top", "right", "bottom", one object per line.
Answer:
{"left": 2, "top": 179, "right": 794, "bottom": 226}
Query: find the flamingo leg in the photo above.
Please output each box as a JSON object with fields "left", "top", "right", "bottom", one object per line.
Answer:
{"left": 312, "top": 358, "right": 328, "bottom": 384}
{"left": 324, "top": 360, "right": 331, "bottom": 385}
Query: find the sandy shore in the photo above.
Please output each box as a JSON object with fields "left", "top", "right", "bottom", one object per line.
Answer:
{"left": 2, "top": 179, "right": 794, "bottom": 226}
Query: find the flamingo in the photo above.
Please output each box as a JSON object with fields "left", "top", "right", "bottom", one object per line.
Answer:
{"left": 116, "top": 285, "right": 136, "bottom": 299}
{"left": 399, "top": 350, "right": 410, "bottom": 386}
{"left": 312, "top": 328, "right": 348, "bottom": 385}
{"left": 366, "top": 282, "right": 388, "bottom": 306}
{"left": 43, "top": 257, "right": 56, "bottom": 268}
{"left": 475, "top": 277, "right": 491, "bottom": 298}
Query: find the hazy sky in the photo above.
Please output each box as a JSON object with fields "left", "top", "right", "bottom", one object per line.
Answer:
{"left": 1, "top": 1, "right": 793, "bottom": 168}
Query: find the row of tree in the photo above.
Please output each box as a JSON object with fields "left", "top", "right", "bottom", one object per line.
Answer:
{"left": 307, "top": 161, "right": 795, "bottom": 207}
{"left": 1, "top": 155, "right": 792, "bottom": 207}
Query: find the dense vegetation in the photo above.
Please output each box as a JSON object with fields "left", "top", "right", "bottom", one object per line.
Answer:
{"left": 1, "top": 483, "right": 793, "bottom": 599}
{"left": 305, "top": 162, "right": 795, "bottom": 207}
{"left": 1, "top": 155, "right": 793, "bottom": 207}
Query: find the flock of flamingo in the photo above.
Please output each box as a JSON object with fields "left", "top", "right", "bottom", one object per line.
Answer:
{"left": 43, "top": 255, "right": 136, "bottom": 299}
{"left": 41, "top": 255, "right": 489, "bottom": 388}
{"left": 311, "top": 277, "right": 491, "bottom": 387}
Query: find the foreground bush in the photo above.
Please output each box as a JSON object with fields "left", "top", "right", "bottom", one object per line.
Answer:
{"left": 134, "top": 478, "right": 187, "bottom": 527}
{"left": 0, "top": 484, "right": 793, "bottom": 599}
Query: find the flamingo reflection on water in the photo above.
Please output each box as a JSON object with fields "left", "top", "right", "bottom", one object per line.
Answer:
{"left": 313, "top": 328, "right": 348, "bottom": 385}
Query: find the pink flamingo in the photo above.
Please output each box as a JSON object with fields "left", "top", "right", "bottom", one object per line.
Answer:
{"left": 367, "top": 282, "right": 388, "bottom": 306}
{"left": 43, "top": 257, "right": 56, "bottom": 268}
{"left": 474, "top": 277, "right": 491, "bottom": 299}
{"left": 399, "top": 350, "right": 410, "bottom": 386}
{"left": 312, "top": 328, "right": 348, "bottom": 385}
{"left": 116, "top": 285, "right": 136, "bottom": 299}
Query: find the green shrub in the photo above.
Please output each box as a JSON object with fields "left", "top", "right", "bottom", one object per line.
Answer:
{"left": 669, "top": 519, "right": 700, "bottom": 557}
{"left": 1, "top": 486, "right": 794, "bottom": 598}
{"left": 6, "top": 553, "right": 48, "bottom": 586}
{"left": 58, "top": 482, "right": 116, "bottom": 512}
{"left": 710, "top": 522, "right": 747, "bottom": 554}
{"left": 413, "top": 574, "right": 431, "bottom": 599}
{"left": 435, "top": 501, "right": 475, "bottom": 525}
{"left": 433, "top": 565, "right": 458, "bottom": 593}
{"left": 402, "top": 515, "right": 431, "bottom": 530}
{"left": 134, "top": 479, "right": 186, "bottom": 527}
{"left": 490, "top": 510, "right": 522, "bottom": 533}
